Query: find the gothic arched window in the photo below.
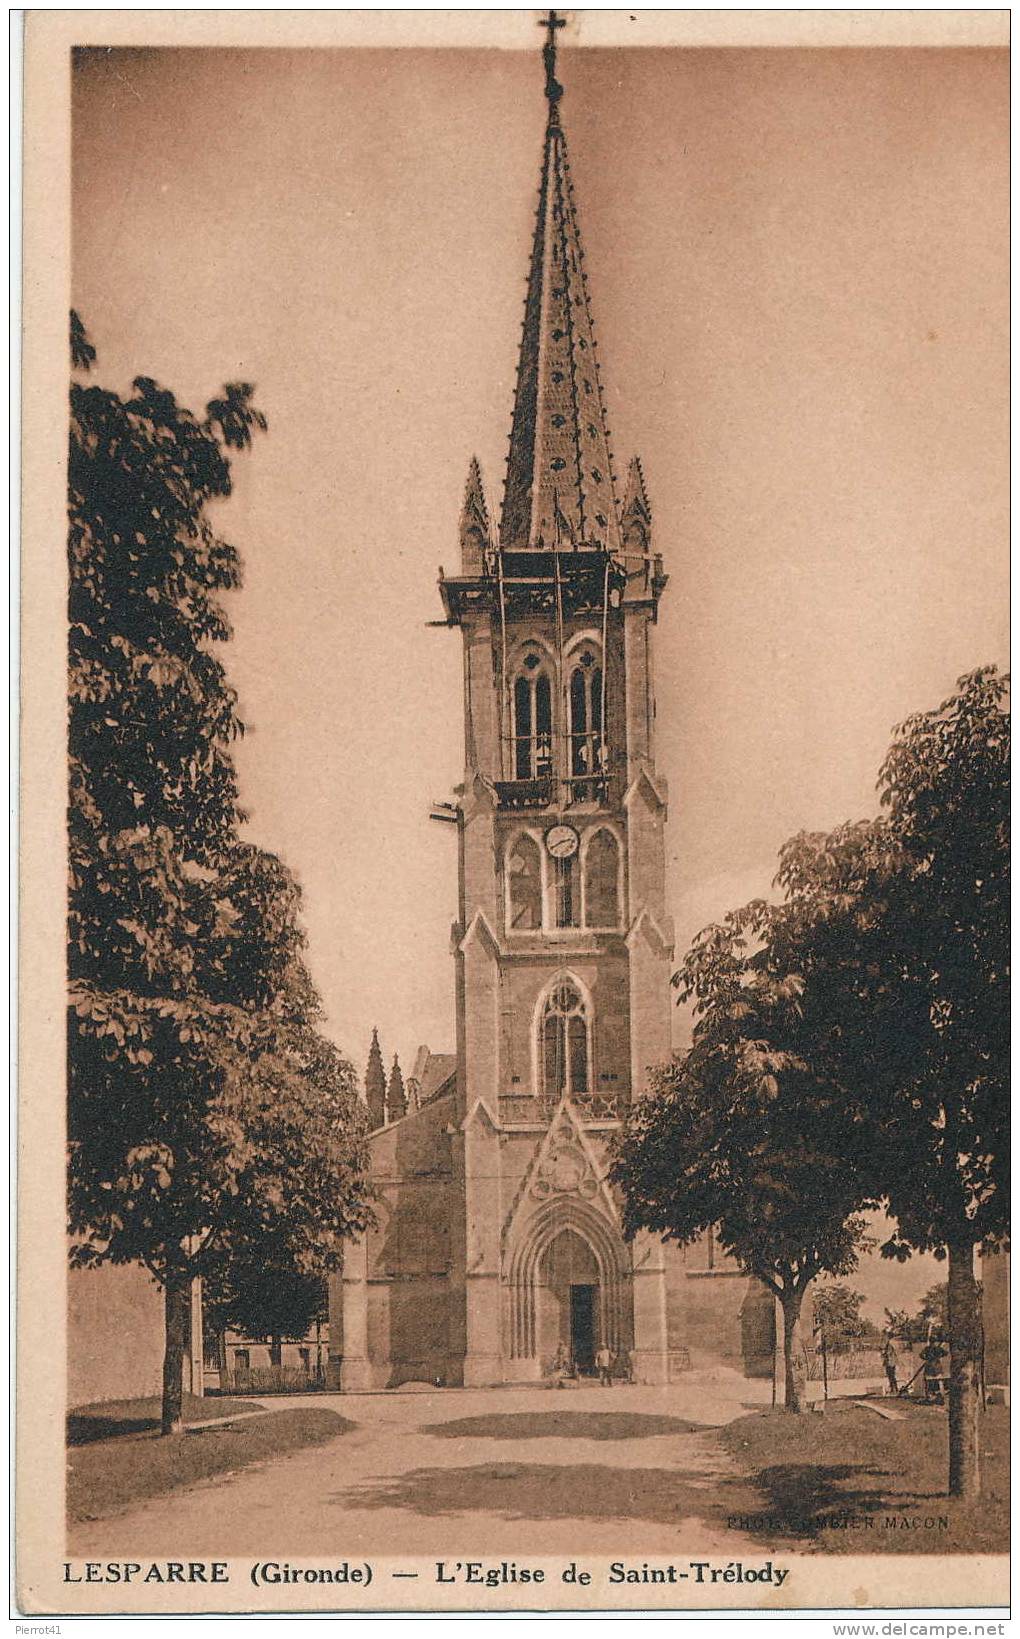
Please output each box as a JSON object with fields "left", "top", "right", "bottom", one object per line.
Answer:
{"left": 541, "top": 979, "right": 590, "bottom": 1099}
{"left": 512, "top": 654, "right": 553, "bottom": 780}
{"left": 506, "top": 834, "right": 543, "bottom": 932}
{"left": 553, "top": 853, "right": 579, "bottom": 928}
{"left": 584, "top": 828, "right": 620, "bottom": 928}
{"left": 568, "top": 649, "right": 605, "bottom": 789}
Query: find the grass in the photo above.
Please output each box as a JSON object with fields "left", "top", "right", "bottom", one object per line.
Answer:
{"left": 68, "top": 1391, "right": 265, "bottom": 1446}
{"left": 68, "top": 1399, "right": 355, "bottom": 1524}
{"left": 720, "top": 1400, "right": 1009, "bottom": 1554}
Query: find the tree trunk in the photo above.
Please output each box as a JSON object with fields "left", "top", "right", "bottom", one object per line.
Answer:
{"left": 947, "top": 1234, "right": 982, "bottom": 1498}
{"left": 781, "top": 1291, "right": 805, "bottom": 1413}
{"left": 161, "top": 1281, "right": 190, "bottom": 1435}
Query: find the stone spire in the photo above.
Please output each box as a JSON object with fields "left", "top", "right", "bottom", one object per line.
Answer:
{"left": 499, "top": 12, "right": 621, "bottom": 556}
{"left": 459, "top": 456, "right": 491, "bottom": 572}
{"left": 386, "top": 1054, "right": 407, "bottom": 1124}
{"left": 365, "top": 1028, "right": 386, "bottom": 1130}
{"left": 621, "top": 456, "right": 652, "bottom": 553}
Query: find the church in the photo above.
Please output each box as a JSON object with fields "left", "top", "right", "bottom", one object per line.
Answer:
{"left": 327, "top": 16, "right": 771, "bottom": 1391}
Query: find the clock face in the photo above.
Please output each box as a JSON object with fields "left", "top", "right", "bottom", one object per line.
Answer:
{"left": 546, "top": 824, "right": 580, "bottom": 860}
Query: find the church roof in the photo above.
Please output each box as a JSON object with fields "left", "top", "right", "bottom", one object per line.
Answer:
{"left": 415, "top": 1050, "right": 457, "bottom": 1105}
{"left": 499, "top": 23, "right": 621, "bottom": 556}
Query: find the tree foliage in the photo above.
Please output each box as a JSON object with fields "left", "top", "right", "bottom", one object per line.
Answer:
{"left": 614, "top": 667, "right": 1006, "bottom": 1444}
{"left": 885, "top": 1281, "right": 959, "bottom": 1347}
{"left": 67, "top": 315, "right": 371, "bottom": 1432}
{"left": 772, "top": 667, "right": 1008, "bottom": 1494}
{"left": 204, "top": 1235, "right": 328, "bottom": 1352}
{"left": 610, "top": 902, "right": 873, "bottom": 1411}
{"left": 812, "top": 1283, "right": 870, "bottom": 1348}
{"left": 775, "top": 667, "right": 1008, "bottom": 1262}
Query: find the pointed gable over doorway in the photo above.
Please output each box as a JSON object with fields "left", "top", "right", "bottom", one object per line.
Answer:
{"left": 502, "top": 1088, "right": 619, "bottom": 1253}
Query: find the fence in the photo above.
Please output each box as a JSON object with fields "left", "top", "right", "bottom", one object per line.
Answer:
{"left": 221, "top": 1364, "right": 327, "bottom": 1395}
{"left": 808, "top": 1344, "right": 885, "bottom": 1383}
{"left": 808, "top": 1335, "right": 934, "bottom": 1396}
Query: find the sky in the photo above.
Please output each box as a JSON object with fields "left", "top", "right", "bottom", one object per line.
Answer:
{"left": 72, "top": 42, "right": 1007, "bottom": 1321}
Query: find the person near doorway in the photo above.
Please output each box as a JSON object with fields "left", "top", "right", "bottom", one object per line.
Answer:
{"left": 881, "top": 1335, "right": 900, "bottom": 1395}
{"left": 595, "top": 1343, "right": 614, "bottom": 1387}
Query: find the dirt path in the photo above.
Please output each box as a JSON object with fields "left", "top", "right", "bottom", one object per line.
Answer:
{"left": 70, "top": 1371, "right": 775, "bottom": 1559}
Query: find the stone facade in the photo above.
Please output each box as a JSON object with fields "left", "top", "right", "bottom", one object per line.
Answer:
{"left": 328, "top": 45, "right": 761, "bottom": 1392}
{"left": 981, "top": 1243, "right": 1010, "bottom": 1399}
{"left": 67, "top": 1262, "right": 204, "bottom": 1409}
{"left": 67, "top": 1261, "right": 166, "bottom": 1409}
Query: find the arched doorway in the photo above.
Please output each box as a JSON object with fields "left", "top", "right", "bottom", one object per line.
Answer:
{"left": 506, "top": 1198, "right": 632, "bottom": 1376}
{"left": 538, "top": 1228, "right": 600, "bottom": 1372}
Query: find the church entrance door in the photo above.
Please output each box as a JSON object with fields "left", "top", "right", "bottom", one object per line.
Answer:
{"left": 570, "top": 1283, "right": 597, "bottom": 1372}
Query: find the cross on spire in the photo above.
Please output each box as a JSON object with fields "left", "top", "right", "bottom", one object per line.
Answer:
{"left": 540, "top": 9, "right": 565, "bottom": 113}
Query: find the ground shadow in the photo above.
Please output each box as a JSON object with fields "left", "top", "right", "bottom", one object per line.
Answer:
{"left": 748, "top": 1462, "right": 887, "bottom": 1540}
{"left": 335, "top": 1455, "right": 900, "bottom": 1544}
{"left": 421, "top": 1412, "right": 711, "bottom": 1443}
{"left": 333, "top": 1459, "right": 761, "bottom": 1528}
{"left": 67, "top": 1392, "right": 267, "bottom": 1447}
{"left": 68, "top": 1413, "right": 157, "bottom": 1446}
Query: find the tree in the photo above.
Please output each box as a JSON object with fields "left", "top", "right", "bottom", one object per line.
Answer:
{"left": 610, "top": 905, "right": 873, "bottom": 1412}
{"left": 204, "top": 1234, "right": 328, "bottom": 1370}
{"left": 773, "top": 668, "right": 1008, "bottom": 1495}
{"left": 883, "top": 1306, "right": 918, "bottom": 1345}
{"left": 885, "top": 1283, "right": 960, "bottom": 1347}
{"left": 918, "top": 1282, "right": 950, "bottom": 1337}
{"left": 67, "top": 316, "right": 372, "bottom": 1432}
{"left": 812, "top": 1284, "right": 869, "bottom": 1350}
{"left": 69, "top": 970, "right": 371, "bottom": 1426}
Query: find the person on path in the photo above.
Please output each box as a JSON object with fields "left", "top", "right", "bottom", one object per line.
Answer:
{"left": 595, "top": 1344, "right": 614, "bottom": 1387}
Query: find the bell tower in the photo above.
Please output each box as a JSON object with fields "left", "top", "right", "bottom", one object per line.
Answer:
{"left": 438, "top": 12, "right": 673, "bottom": 1385}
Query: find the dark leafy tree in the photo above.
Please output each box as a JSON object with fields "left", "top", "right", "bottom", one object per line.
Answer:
{"left": 883, "top": 1306, "right": 916, "bottom": 1345}
{"left": 919, "top": 1281, "right": 950, "bottom": 1337}
{"left": 203, "top": 1231, "right": 329, "bottom": 1372}
{"left": 611, "top": 904, "right": 873, "bottom": 1412}
{"left": 774, "top": 668, "right": 1008, "bottom": 1495}
{"left": 812, "top": 1283, "right": 869, "bottom": 1350}
{"left": 70, "top": 310, "right": 96, "bottom": 372}
{"left": 885, "top": 1281, "right": 958, "bottom": 1347}
{"left": 210, "top": 1270, "right": 328, "bottom": 1355}
{"left": 68, "top": 315, "right": 371, "bottom": 1433}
